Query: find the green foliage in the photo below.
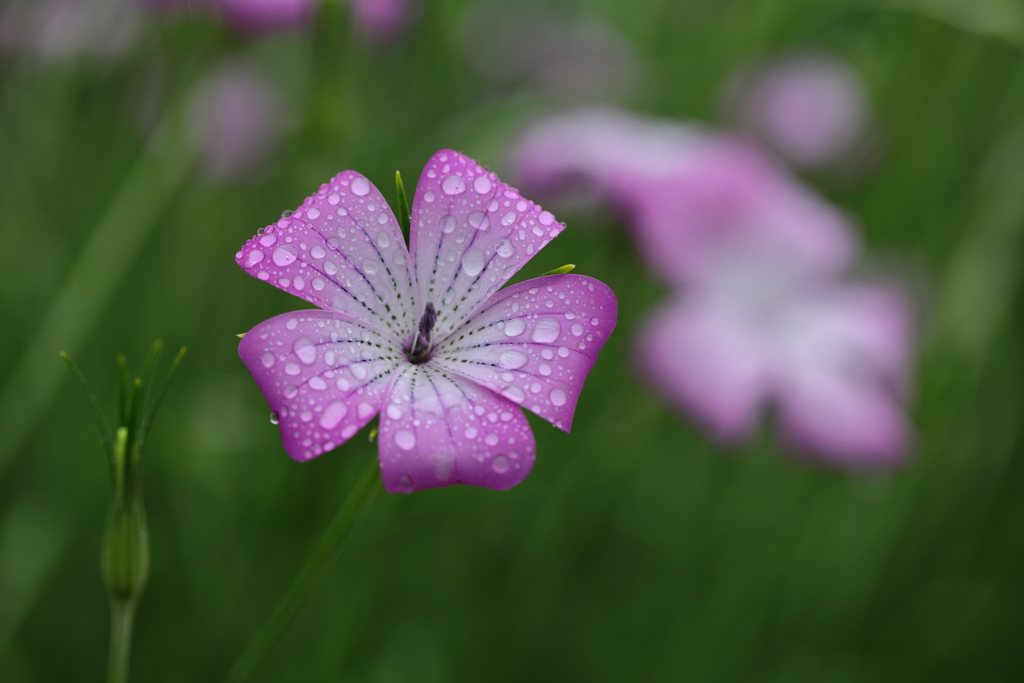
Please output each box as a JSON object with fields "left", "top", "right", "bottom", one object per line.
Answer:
{"left": 1, "top": 1, "right": 1024, "bottom": 681}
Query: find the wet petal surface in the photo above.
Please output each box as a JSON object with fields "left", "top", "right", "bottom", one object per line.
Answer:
{"left": 235, "top": 170, "right": 417, "bottom": 346}
{"left": 239, "top": 310, "right": 400, "bottom": 461}
{"left": 409, "top": 149, "right": 565, "bottom": 342}
{"left": 377, "top": 364, "right": 536, "bottom": 493}
{"left": 432, "top": 275, "right": 617, "bottom": 432}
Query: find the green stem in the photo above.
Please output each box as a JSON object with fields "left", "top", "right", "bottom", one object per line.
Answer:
{"left": 225, "top": 458, "right": 382, "bottom": 683}
{"left": 108, "top": 600, "right": 136, "bottom": 683}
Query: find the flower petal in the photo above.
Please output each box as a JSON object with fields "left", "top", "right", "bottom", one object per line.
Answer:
{"left": 431, "top": 275, "right": 617, "bottom": 432}
{"left": 378, "top": 364, "right": 536, "bottom": 493}
{"left": 635, "top": 297, "right": 768, "bottom": 440}
{"left": 409, "top": 149, "right": 566, "bottom": 341}
{"left": 238, "top": 309, "right": 400, "bottom": 461}
{"left": 235, "top": 170, "right": 417, "bottom": 346}
{"left": 779, "top": 368, "right": 909, "bottom": 467}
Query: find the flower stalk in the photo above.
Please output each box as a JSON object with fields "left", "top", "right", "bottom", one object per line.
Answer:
{"left": 225, "top": 456, "right": 381, "bottom": 683}
{"left": 61, "top": 341, "right": 185, "bottom": 683}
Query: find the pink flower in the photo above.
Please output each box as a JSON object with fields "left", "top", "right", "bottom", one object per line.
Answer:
{"left": 723, "top": 52, "right": 870, "bottom": 169}
{"left": 350, "top": 0, "right": 409, "bottom": 42}
{"left": 186, "top": 59, "right": 290, "bottom": 182}
{"left": 235, "top": 150, "right": 617, "bottom": 493}
{"left": 511, "top": 107, "right": 855, "bottom": 285}
{"left": 637, "top": 248, "right": 912, "bottom": 466}
{"left": 512, "top": 107, "right": 913, "bottom": 466}
{"left": 215, "top": 0, "right": 314, "bottom": 32}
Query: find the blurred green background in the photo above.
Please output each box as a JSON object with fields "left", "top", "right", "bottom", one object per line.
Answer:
{"left": 2, "top": 0, "right": 1024, "bottom": 680}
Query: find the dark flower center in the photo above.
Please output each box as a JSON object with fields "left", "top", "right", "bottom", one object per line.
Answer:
{"left": 406, "top": 302, "right": 437, "bottom": 364}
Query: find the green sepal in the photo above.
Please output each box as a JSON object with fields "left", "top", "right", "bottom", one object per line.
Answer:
{"left": 395, "top": 171, "right": 411, "bottom": 243}
{"left": 540, "top": 264, "right": 576, "bottom": 276}
{"left": 60, "top": 352, "right": 115, "bottom": 468}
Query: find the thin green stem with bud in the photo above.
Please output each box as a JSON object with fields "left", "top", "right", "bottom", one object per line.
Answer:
{"left": 62, "top": 341, "right": 185, "bottom": 683}
{"left": 225, "top": 456, "right": 382, "bottom": 683}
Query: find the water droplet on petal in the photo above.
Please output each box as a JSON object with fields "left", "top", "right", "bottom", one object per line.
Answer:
{"left": 532, "top": 318, "right": 561, "bottom": 344}
{"left": 320, "top": 401, "right": 348, "bottom": 429}
{"left": 442, "top": 175, "right": 466, "bottom": 195}
{"left": 352, "top": 177, "right": 370, "bottom": 196}
{"left": 269, "top": 411, "right": 279, "bottom": 425}
{"left": 504, "top": 319, "right": 526, "bottom": 337}
{"left": 492, "top": 455, "right": 509, "bottom": 473}
{"left": 464, "top": 426, "right": 478, "bottom": 439}
{"left": 497, "top": 239, "right": 516, "bottom": 258}
{"left": 273, "top": 246, "right": 297, "bottom": 266}
{"left": 243, "top": 250, "right": 265, "bottom": 268}
{"left": 363, "top": 259, "right": 379, "bottom": 275}
{"left": 424, "top": 191, "right": 435, "bottom": 203}
{"left": 395, "top": 430, "right": 416, "bottom": 450}
{"left": 261, "top": 353, "right": 275, "bottom": 368}
{"left": 386, "top": 404, "right": 402, "bottom": 420}
{"left": 501, "top": 211, "right": 517, "bottom": 226}
{"left": 307, "top": 207, "right": 322, "bottom": 219}
{"left": 550, "top": 389, "right": 567, "bottom": 406}
{"left": 539, "top": 211, "right": 555, "bottom": 226}
{"left": 474, "top": 176, "right": 492, "bottom": 194}
{"left": 310, "top": 245, "right": 326, "bottom": 259}
{"left": 462, "top": 248, "right": 485, "bottom": 277}
{"left": 259, "top": 234, "right": 277, "bottom": 247}
{"left": 309, "top": 377, "right": 327, "bottom": 391}
{"left": 351, "top": 364, "right": 367, "bottom": 380}
{"left": 498, "top": 351, "right": 528, "bottom": 369}
{"left": 441, "top": 215, "right": 456, "bottom": 233}
{"left": 377, "top": 232, "right": 391, "bottom": 248}
{"left": 357, "top": 402, "right": 374, "bottom": 419}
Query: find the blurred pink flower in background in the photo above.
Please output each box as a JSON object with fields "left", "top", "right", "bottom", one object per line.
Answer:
{"left": 637, "top": 246, "right": 912, "bottom": 466}
{"left": 0, "top": 0, "right": 142, "bottom": 60}
{"left": 186, "top": 59, "right": 290, "bottom": 182}
{"left": 350, "top": 0, "right": 409, "bottom": 42}
{"left": 215, "top": 0, "right": 314, "bottom": 32}
{"left": 722, "top": 52, "right": 870, "bottom": 170}
{"left": 510, "top": 107, "right": 914, "bottom": 466}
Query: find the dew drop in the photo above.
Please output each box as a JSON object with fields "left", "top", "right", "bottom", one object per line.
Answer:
{"left": 293, "top": 337, "right": 316, "bottom": 364}
{"left": 259, "top": 233, "right": 277, "bottom": 247}
{"left": 377, "top": 232, "right": 391, "bottom": 248}
{"left": 424, "top": 191, "right": 435, "bottom": 202}
{"left": 496, "top": 239, "right": 516, "bottom": 258}
{"left": 387, "top": 404, "right": 402, "bottom": 420}
{"left": 531, "top": 318, "right": 561, "bottom": 344}
{"left": 310, "top": 245, "right": 326, "bottom": 259}
{"left": 441, "top": 215, "right": 456, "bottom": 233}
{"left": 474, "top": 176, "right": 492, "bottom": 194}
{"left": 539, "top": 364, "right": 552, "bottom": 376}
{"left": 571, "top": 323, "right": 584, "bottom": 337}
{"left": 442, "top": 175, "right": 466, "bottom": 195}
{"left": 285, "top": 362, "right": 301, "bottom": 376}
{"left": 363, "top": 259, "right": 379, "bottom": 275}
{"left": 243, "top": 250, "right": 265, "bottom": 268}
{"left": 320, "top": 401, "right": 348, "bottom": 429}
{"left": 492, "top": 455, "right": 509, "bottom": 473}
{"left": 352, "top": 177, "right": 370, "bottom": 196}
{"left": 357, "top": 402, "right": 374, "bottom": 419}
{"left": 501, "top": 211, "right": 517, "bottom": 226}
{"left": 269, "top": 411, "right": 279, "bottom": 425}
{"left": 307, "top": 207, "right": 322, "bottom": 219}
{"left": 539, "top": 211, "right": 555, "bottom": 226}
{"left": 485, "top": 433, "right": 500, "bottom": 446}
{"left": 273, "top": 246, "right": 297, "bottom": 266}
{"left": 462, "top": 248, "right": 485, "bottom": 277}
{"left": 309, "top": 377, "right": 327, "bottom": 391}
{"left": 261, "top": 352, "right": 275, "bottom": 368}
{"left": 351, "top": 364, "right": 367, "bottom": 380}
{"left": 550, "top": 389, "right": 567, "bottom": 406}
{"left": 395, "top": 430, "right": 416, "bottom": 450}
{"left": 464, "top": 426, "right": 478, "bottom": 439}
{"left": 503, "top": 318, "right": 526, "bottom": 337}
{"left": 498, "top": 351, "right": 528, "bottom": 369}
{"left": 557, "top": 346, "right": 570, "bottom": 358}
